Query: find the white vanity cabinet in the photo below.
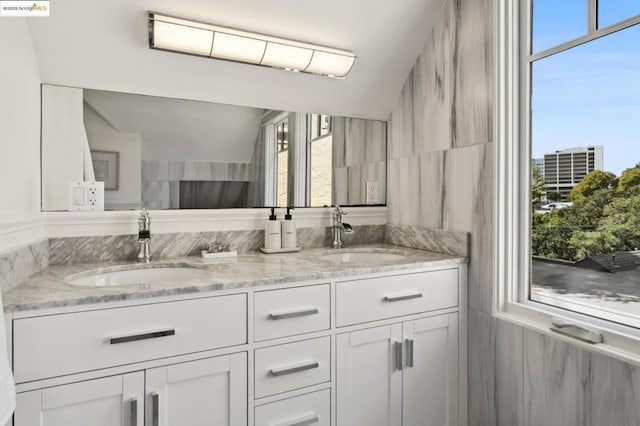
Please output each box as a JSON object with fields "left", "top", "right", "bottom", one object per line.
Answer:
{"left": 335, "top": 314, "right": 458, "bottom": 426}
{"left": 336, "top": 323, "right": 403, "bottom": 426}
{"left": 335, "top": 270, "right": 461, "bottom": 426}
{"left": 14, "top": 352, "right": 247, "bottom": 426}
{"left": 145, "top": 353, "right": 247, "bottom": 426}
{"left": 15, "top": 372, "right": 145, "bottom": 426}
{"left": 9, "top": 263, "right": 467, "bottom": 426}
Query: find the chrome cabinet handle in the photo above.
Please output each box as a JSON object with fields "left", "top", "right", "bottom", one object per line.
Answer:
{"left": 272, "top": 413, "right": 320, "bottom": 426}
{"left": 150, "top": 392, "right": 159, "bottom": 426}
{"left": 268, "top": 307, "right": 319, "bottom": 320}
{"left": 551, "top": 318, "right": 603, "bottom": 344}
{"left": 109, "top": 328, "right": 175, "bottom": 345}
{"left": 129, "top": 397, "right": 138, "bottom": 426}
{"left": 270, "top": 360, "right": 319, "bottom": 377}
{"left": 406, "top": 338, "right": 414, "bottom": 368}
{"left": 383, "top": 292, "right": 423, "bottom": 302}
{"left": 394, "top": 341, "right": 403, "bottom": 371}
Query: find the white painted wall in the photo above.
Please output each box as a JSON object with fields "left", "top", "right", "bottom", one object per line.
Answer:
{"left": 25, "top": 0, "right": 442, "bottom": 120}
{"left": 83, "top": 103, "right": 142, "bottom": 210}
{"left": 0, "top": 19, "right": 44, "bottom": 251}
{"left": 83, "top": 89, "right": 262, "bottom": 163}
{"left": 41, "top": 85, "right": 86, "bottom": 211}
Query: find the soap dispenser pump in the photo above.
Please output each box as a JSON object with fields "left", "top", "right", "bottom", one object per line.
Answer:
{"left": 281, "top": 207, "right": 298, "bottom": 249}
{"left": 264, "top": 207, "right": 282, "bottom": 250}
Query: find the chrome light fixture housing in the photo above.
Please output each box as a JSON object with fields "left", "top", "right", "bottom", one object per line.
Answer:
{"left": 148, "top": 12, "right": 357, "bottom": 79}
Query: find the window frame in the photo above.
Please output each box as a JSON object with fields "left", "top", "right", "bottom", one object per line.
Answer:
{"left": 496, "top": 0, "right": 640, "bottom": 364}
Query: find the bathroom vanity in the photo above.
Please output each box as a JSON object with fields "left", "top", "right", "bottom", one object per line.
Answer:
{"left": 3, "top": 246, "right": 467, "bottom": 426}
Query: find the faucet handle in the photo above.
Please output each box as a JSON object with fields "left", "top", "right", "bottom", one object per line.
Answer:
{"left": 138, "top": 208, "right": 151, "bottom": 231}
{"left": 334, "top": 205, "right": 347, "bottom": 215}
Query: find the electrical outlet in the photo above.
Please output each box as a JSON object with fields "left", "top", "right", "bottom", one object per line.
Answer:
{"left": 366, "top": 181, "right": 378, "bottom": 204}
{"left": 68, "top": 181, "right": 104, "bottom": 211}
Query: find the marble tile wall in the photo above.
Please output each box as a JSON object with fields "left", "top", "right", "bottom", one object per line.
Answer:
{"left": 384, "top": 224, "right": 469, "bottom": 257}
{"left": 0, "top": 239, "right": 49, "bottom": 292}
{"left": 495, "top": 319, "right": 523, "bottom": 426}
{"left": 387, "top": 0, "right": 640, "bottom": 424}
{"left": 468, "top": 309, "right": 497, "bottom": 426}
{"left": 248, "top": 126, "right": 266, "bottom": 208}
{"left": 332, "top": 117, "right": 387, "bottom": 205}
{"left": 523, "top": 328, "right": 640, "bottom": 426}
{"left": 48, "top": 225, "right": 385, "bottom": 265}
{"left": 387, "top": 0, "right": 495, "bottom": 315}
{"left": 142, "top": 160, "right": 251, "bottom": 209}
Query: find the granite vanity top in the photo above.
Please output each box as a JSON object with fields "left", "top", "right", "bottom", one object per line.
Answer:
{"left": 2, "top": 244, "right": 467, "bottom": 313}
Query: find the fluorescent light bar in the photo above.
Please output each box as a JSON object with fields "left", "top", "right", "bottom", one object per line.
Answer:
{"left": 149, "top": 12, "right": 356, "bottom": 78}
{"left": 212, "top": 33, "right": 266, "bottom": 63}
{"left": 153, "top": 21, "right": 214, "bottom": 56}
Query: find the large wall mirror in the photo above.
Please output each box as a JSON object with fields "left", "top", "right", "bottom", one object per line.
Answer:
{"left": 41, "top": 84, "right": 387, "bottom": 211}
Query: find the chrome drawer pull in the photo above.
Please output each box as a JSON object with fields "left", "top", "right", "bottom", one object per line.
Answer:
{"left": 109, "top": 328, "right": 175, "bottom": 345}
{"left": 394, "top": 341, "right": 403, "bottom": 371}
{"left": 270, "top": 360, "right": 319, "bottom": 377}
{"left": 406, "top": 338, "right": 414, "bottom": 368}
{"left": 268, "top": 307, "right": 319, "bottom": 320}
{"left": 383, "top": 292, "right": 423, "bottom": 302}
{"left": 129, "top": 397, "right": 138, "bottom": 426}
{"left": 150, "top": 392, "right": 159, "bottom": 426}
{"left": 272, "top": 413, "right": 320, "bottom": 426}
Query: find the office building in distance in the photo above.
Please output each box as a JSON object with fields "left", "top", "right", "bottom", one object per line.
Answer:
{"left": 543, "top": 146, "right": 603, "bottom": 201}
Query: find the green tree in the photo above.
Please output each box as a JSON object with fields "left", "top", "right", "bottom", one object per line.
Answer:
{"left": 547, "top": 191, "right": 561, "bottom": 201}
{"left": 531, "top": 188, "right": 616, "bottom": 261}
{"left": 570, "top": 170, "right": 616, "bottom": 202}
{"left": 531, "top": 163, "right": 545, "bottom": 209}
{"left": 617, "top": 166, "right": 640, "bottom": 193}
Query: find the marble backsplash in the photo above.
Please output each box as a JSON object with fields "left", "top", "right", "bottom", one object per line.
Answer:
{"left": 0, "top": 239, "right": 49, "bottom": 292}
{"left": 48, "top": 225, "right": 386, "bottom": 265}
{"left": 2, "top": 224, "right": 469, "bottom": 289}
{"left": 385, "top": 224, "right": 469, "bottom": 257}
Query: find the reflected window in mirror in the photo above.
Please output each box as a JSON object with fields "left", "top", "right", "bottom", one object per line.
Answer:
{"left": 309, "top": 114, "right": 331, "bottom": 140}
{"left": 308, "top": 114, "right": 333, "bottom": 207}
{"left": 276, "top": 119, "right": 289, "bottom": 207}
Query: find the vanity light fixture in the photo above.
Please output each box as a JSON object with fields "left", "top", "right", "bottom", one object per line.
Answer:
{"left": 148, "top": 12, "right": 357, "bottom": 78}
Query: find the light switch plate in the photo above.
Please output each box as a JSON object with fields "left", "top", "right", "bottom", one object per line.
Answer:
{"left": 68, "top": 181, "right": 104, "bottom": 211}
{"left": 366, "top": 181, "right": 378, "bottom": 204}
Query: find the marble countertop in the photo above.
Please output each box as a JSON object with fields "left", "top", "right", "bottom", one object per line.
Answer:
{"left": 2, "top": 244, "right": 467, "bottom": 313}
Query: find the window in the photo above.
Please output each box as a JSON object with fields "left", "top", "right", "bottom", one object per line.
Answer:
{"left": 276, "top": 119, "right": 289, "bottom": 207}
{"left": 309, "top": 114, "right": 331, "bottom": 141}
{"left": 307, "top": 114, "right": 333, "bottom": 207}
{"left": 497, "top": 0, "right": 640, "bottom": 357}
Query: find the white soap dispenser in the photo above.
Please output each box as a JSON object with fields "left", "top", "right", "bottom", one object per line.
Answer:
{"left": 264, "top": 207, "right": 282, "bottom": 250}
{"left": 281, "top": 207, "right": 298, "bottom": 249}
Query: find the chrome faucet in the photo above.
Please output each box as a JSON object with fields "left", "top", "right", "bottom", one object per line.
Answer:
{"left": 332, "top": 205, "right": 354, "bottom": 249}
{"left": 137, "top": 209, "right": 152, "bottom": 262}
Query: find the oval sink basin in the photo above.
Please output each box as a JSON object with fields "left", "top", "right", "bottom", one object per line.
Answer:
{"left": 320, "top": 251, "right": 407, "bottom": 263}
{"left": 69, "top": 266, "right": 206, "bottom": 287}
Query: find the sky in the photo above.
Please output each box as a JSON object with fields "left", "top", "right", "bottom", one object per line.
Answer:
{"left": 530, "top": 0, "right": 640, "bottom": 176}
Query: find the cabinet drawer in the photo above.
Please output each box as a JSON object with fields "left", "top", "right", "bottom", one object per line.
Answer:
{"left": 14, "top": 294, "right": 247, "bottom": 383}
{"left": 254, "top": 284, "right": 330, "bottom": 342}
{"left": 336, "top": 269, "right": 458, "bottom": 326}
{"left": 254, "top": 336, "right": 330, "bottom": 399}
{"left": 255, "top": 389, "right": 330, "bottom": 426}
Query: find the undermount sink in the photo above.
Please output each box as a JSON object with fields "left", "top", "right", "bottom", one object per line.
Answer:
{"left": 68, "top": 265, "right": 206, "bottom": 287}
{"left": 320, "top": 251, "right": 407, "bottom": 263}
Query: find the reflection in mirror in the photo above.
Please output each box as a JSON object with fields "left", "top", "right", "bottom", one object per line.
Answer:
{"left": 40, "top": 85, "right": 387, "bottom": 211}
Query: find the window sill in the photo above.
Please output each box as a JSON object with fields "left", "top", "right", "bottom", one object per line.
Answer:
{"left": 495, "top": 301, "right": 640, "bottom": 368}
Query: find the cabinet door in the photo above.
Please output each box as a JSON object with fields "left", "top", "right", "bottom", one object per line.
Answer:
{"left": 402, "top": 313, "right": 458, "bottom": 426}
{"left": 15, "top": 372, "right": 143, "bottom": 426}
{"left": 336, "top": 324, "right": 402, "bottom": 426}
{"left": 145, "top": 353, "right": 247, "bottom": 426}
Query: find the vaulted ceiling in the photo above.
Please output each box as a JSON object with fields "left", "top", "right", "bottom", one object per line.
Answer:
{"left": 27, "top": 0, "right": 443, "bottom": 120}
